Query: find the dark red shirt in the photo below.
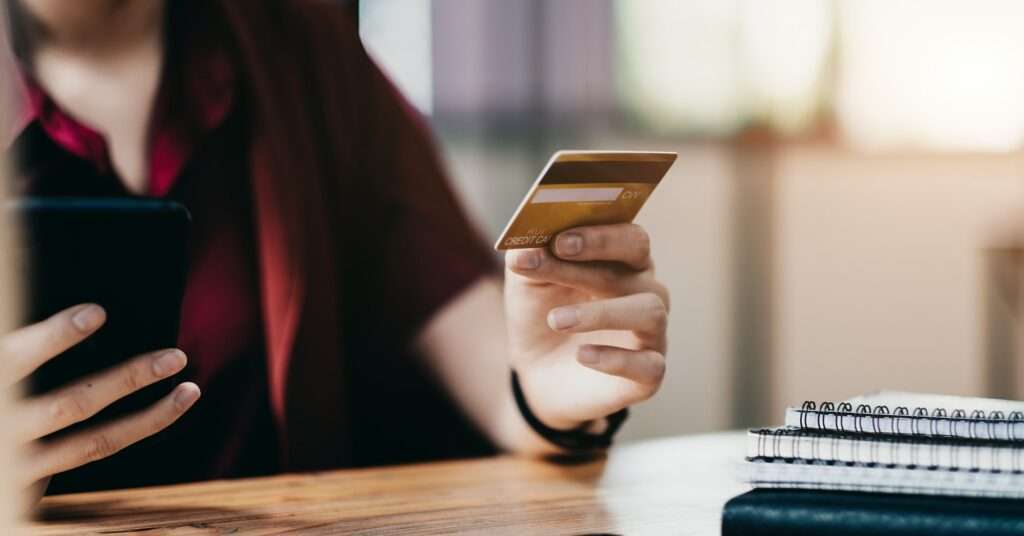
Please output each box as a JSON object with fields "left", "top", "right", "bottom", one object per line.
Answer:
{"left": 8, "top": 14, "right": 278, "bottom": 493}
{"left": 6, "top": 0, "right": 500, "bottom": 491}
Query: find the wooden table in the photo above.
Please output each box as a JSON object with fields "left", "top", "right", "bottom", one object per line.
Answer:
{"left": 33, "top": 431, "right": 748, "bottom": 535}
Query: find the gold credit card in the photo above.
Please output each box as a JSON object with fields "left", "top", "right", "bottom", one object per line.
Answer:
{"left": 494, "top": 150, "right": 677, "bottom": 250}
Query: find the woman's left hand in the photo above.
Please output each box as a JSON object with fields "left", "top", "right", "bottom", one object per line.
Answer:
{"left": 504, "top": 223, "right": 669, "bottom": 432}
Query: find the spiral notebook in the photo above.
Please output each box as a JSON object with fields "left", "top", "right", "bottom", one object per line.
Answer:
{"left": 741, "top": 392, "right": 1024, "bottom": 499}
{"left": 740, "top": 459, "right": 1024, "bottom": 498}
{"left": 785, "top": 391, "right": 1024, "bottom": 441}
{"left": 748, "top": 427, "right": 1024, "bottom": 472}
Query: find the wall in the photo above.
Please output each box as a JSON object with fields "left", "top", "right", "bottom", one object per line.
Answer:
{"left": 773, "top": 145, "right": 1024, "bottom": 411}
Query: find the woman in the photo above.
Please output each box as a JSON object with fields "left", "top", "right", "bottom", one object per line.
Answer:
{"left": 1, "top": 0, "right": 671, "bottom": 495}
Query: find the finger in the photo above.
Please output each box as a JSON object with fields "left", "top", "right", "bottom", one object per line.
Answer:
{"left": 552, "top": 224, "right": 651, "bottom": 270}
{"left": 0, "top": 304, "right": 106, "bottom": 385}
{"left": 577, "top": 345, "right": 665, "bottom": 390}
{"left": 548, "top": 293, "right": 668, "bottom": 341}
{"left": 506, "top": 248, "right": 642, "bottom": 297}
{"left": 23, "top": 382, "right": 200, "bottom": 486}
{"left": 18, "top": 349, "right": 188, "bottom": 442}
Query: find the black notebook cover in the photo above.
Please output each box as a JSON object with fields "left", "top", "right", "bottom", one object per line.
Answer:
{"left": 722, "top": 489, "right": 1024, "bottom": 536}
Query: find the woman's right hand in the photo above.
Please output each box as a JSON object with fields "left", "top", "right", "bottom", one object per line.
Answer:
{"left": 0, "top": 304, "right": 200, "bottom": 491}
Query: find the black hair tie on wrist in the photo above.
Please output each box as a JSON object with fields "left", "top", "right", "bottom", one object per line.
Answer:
{"left": 510, "top": 369, "right": 629, "bottom": 451}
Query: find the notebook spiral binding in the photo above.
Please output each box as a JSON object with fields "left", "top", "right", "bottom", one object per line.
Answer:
{"left": 796, "top": 400, "right": 1024, "bottom": 441}
{"left": 750, "top": 427, "right": 1024, "bottom": 473}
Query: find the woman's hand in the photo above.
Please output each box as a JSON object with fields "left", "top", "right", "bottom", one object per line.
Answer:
{"left": 0, "top": 304, "right": 200, "bottom": 491}
{"left": 505, "top": 223, "right": 668, "bottom": 431}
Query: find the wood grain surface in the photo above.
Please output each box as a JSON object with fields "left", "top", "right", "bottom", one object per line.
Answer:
{"left": 32, "top": 431, "right": 748, "bottom": 535}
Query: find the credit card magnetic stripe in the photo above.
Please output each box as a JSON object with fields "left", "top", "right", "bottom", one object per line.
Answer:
{"left": 542, "top": 159, "right": 674, "bottom": 184}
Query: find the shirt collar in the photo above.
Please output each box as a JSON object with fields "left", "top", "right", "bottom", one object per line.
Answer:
{"left": 4, "top": 45, "right": 236, "bottom": 197}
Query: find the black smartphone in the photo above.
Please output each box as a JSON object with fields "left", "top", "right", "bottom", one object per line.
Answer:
{"left": 9, "top": 198, "right": 191, "bottom": 428}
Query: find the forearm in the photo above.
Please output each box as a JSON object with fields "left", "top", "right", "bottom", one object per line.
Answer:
{"left": 491, "top": 380, "right": 565, "bottom": 456}
{"left": 415, "top": 277, "right": 562, "bottom": 456}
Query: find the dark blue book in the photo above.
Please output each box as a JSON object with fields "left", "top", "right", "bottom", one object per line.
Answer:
{"left": 722, "top": 489, "right": 1024, "bottom": 536}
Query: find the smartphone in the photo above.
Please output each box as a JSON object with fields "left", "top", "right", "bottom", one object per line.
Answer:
{"left": 9, "top": 198, "right": 191, "bottom": 427}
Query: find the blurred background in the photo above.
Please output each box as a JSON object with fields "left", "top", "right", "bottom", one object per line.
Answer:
{"left": 357, "top": 0, "right": 1024, "bottom": 440}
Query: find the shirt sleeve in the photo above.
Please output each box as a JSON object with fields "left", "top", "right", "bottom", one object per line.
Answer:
{"left": 345, "top": 39, "right": 499, "bottom": 346}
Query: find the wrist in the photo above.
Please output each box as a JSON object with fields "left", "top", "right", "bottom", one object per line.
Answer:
{"left": 513, "top": 366, "right": 586, "bottom": 431}
{"left": 510, "top": 369, "right": 629, "bottom": 452}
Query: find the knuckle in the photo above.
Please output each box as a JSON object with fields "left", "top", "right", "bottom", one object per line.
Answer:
{"left": 605, "top": 355, "right": 627, "bottom": 375}
{"left": 533, "top": 249, "right": 551, "bottom": 272}
{"left": 121, "top": 360, "right": 148, "bottom": 393}
{"left": 642, "top": 293, "right": 669, "bottom": 331}
{"left": 639, "top": 385, "right": 660, "bottom": 402}
{"left": 83, "top": 433, "right": 119, "bottom": 463}
{"left": 659, "top": 283, "right": 672, "bottom": 312}
{"left": 630, "top": 383, "right": 659, "bottom": 404}
{"left": 631, "top": 357, "right": 665, "bottom": 401}
{"left": 594, "top": 266, "right": 618, "bottom": 288}
{"left": 42, "top": 318, "right": 76, "bottom": 352}
{"left": 147, "top": 409, "right": 176, "bottom": 435}
{"left": 631, "top": 225, "right": 651, "bottom": 260}
{"left": 587, "top": 227, "right": 609, "bottom": 253}
{"left": 588, "top": 303, "right": 610, "bottom": 328}
{"left": 649, "top": 353, "right": 667, "bottom": 385}
{"left": 144, "top": 414, "right": 172, "bottom": 438}
{"left": 52, "top": 387, "right": 92, "bottom": 424}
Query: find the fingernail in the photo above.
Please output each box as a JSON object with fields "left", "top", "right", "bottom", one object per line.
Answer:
{"left": 514, "top": 251, "right": 541, "bottom": 270}
{"left": 174, "top": 384, "right": 201, "bottom": 408}
{"left": 71, "top": 305, "right": 105, "bottom": 332}
{"left": 548, "top": 308, "right": 580, "bottom": 330}
{"left": 152, "top": 350, "right": 187, "bottom": 377}
{"left": 556, "top": 233, "right": 583, "bottom": 256}
{"left": 578, "top": 346, "right": 600, "bottom": 364}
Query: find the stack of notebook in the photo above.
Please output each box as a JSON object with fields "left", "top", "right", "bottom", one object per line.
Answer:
{"left": 724, "top": 392, "right": 1024, "bottom": 535}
